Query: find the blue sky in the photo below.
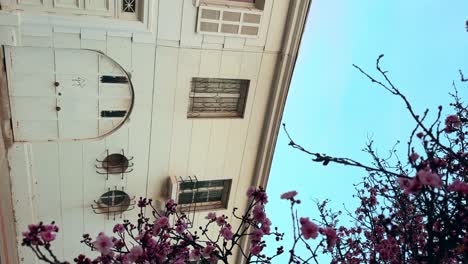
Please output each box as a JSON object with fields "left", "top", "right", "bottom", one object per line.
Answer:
{"left": 265, "top": 1, "right": 468, "bottom": 262}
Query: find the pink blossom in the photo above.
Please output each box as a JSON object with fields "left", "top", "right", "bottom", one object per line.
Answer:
{"left": 175, "top": 220, "right": 187, "bottom": 234}
{"left": 445, "top": 115, "right": 461, "bottom": 128}
{"left": 156, "top": 216, "right": 169, "bottom": 228}
{"left": 127, "top": 245, "right": 143, "bottom": 262}
{"left": 165, "top": 199, "right": 177, "bottom": 212}
{"left": 113, "top": 224, "right": 125, "bottom": 233}
{"left": 322, "top": 227, "right": 337, "bottom": 251}
{"left": 190, "top": 249, "right": 201, "bottom": 261}
{"left": 397, "top": 177, "right": 422, "bottom": 194}
{"left": 250, "top": 244, "right": 263, "bottom": 255}
{"left": 299, "top": 217, "right": 318, "bottom": 240}
{"left": 215, "top": 216, "right": 226, "bottom": 226}
{"left": 252, "top": 205, "right": 266, "bottom": 223}
{"left": 202, "top": 243, "right": 215, "bottom": 257}
{"left": 94, "top": 232, "right": 114, "bottom": 255}
{"left": 417, "top": 168, "right": 442, "bottom": 188}
{"left": 250, "top": 228, "right": 264, "bottom": 242}
{"left": 40, "top": 231, "right": 56, "bottom": 242}
{"left": 246, "top": 186, "right": 256, "bottom": 197}
{"left": 280, "top": 190, "right": 298, "bottom": 200}
{"left": 448, "top": 179, "right": 468, "bottom": 194}
{"left": 220, "top": 225, "right": 233, "bottom": 240}
{"left": 205, "top": 212, "right": 216, "bottom": 220}
{"left": 260, "top": 218, "right": 271, "bottom": 234}
{"left": 410, "top": 152, "right": 419, "bottom": 162}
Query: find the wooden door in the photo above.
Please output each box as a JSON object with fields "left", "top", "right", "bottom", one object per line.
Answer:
{"left": 5, "top": 46, "right": 133, "bottom": 141}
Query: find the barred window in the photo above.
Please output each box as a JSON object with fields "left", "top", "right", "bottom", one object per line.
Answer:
{"left": 188, "top": 78, "right": 249, "bottom": 118}
{"left": 177, "top": 179, "right": 232, "bottom": 211}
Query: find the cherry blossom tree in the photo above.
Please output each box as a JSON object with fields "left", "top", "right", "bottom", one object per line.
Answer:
{"left": 22, "top": 53, "right": 467, "bottom": 264}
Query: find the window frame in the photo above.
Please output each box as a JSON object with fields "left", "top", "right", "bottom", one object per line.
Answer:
{"left": 169, "top": 177, "right": 232, "bottom": 212}
{"left": 187, "top": 77, "right": 250, "bottom": 119}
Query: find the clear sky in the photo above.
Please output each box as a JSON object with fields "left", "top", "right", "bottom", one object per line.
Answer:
{"left": 264, "top": 1, "right": 468, "bottom": 263}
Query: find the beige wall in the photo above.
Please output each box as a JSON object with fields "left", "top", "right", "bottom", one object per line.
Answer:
{"left": 0, "top": 49, "right": 18, "bottom": 264}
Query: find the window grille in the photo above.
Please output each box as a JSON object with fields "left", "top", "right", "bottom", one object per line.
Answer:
{"left": 196, "top": 5, "right": 262, "bottom": 37}
{"left": 172, "top": 177, "right": 232, "bottom": 212}
{"left": 188, "top": 78, "right": 249, "bottom": 118}
{"left": 122, "top": 0, "right": 136, "bottom": 13}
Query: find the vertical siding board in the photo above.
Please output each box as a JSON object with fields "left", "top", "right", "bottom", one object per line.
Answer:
{"left": 82, "top": 139, "right": 106, "bottom": 257}
{"left": 157, "top": 0, "right": 183, "bottom": 42}
{"left": 234, "top": 53, "right": 277, "bottom": 214}
{"left": 125, "top": 42, "right": 156, "bottom": 221}
{"left": 224, "top": 51, "right": 263, "bottom": 223}
{"left": 59, "top": 141, "right": 85, "bottom": 258}
{"left": 245, "top": 0, "right": 274, "bottom": 48}
{"left": 168, "top": 48, "right": 200, "bottom": 178}
{"left": 106, "top": 36, "right": 132, "bottom": 71}
{"left": 8, "top": 144, "right": 37, "bottom": 264}
{"left": 31, "top": 142, "right": 64, "bottom": 260}
{"left": 264, "top": 0, "right": 289, "bottom": 52}
{"left": 180, "top": 0, "right": 203, "bottom": 48}
{"left": 187, "top": 48, "right": 223, "bottom": 196}
{"left": 146, "top": 46, "right": 179, "bottom": 201}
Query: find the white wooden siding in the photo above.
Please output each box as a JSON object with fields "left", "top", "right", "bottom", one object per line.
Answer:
{"left": 1, "top": 0, "right": 295, "bottom": 262}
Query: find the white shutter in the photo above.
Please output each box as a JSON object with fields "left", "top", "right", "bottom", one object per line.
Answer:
{"left": 196, "top": 5, "right": 262, "bottom": 38}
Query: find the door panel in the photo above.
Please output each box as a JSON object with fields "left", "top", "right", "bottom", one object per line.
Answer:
{"left": 10, "top": 97, "right": 58, "bottom": 120}
{"left": 55, "top": 49, "right": 99, "bottom": 74}
{"left": 8, "top": 73, "right": 55, "bottom": 97}
{"left": 5, "top": 46, "right": 133, "bottom": 141}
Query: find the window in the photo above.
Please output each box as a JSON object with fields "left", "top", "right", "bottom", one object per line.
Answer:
{"left": 171, "top": 177, "right": 232, "bottom": 211}
{"left": 118, "top": 0, "right": 143, "bottom": 21}
{"left": 196, "top": 2, "right": 263, "bottom": 37}
{"left": 188, "top": 78, "right": 249, "bottom": 118}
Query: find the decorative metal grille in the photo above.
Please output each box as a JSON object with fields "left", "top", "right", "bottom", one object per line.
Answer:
{"left": 92, "top": 187, "right": 135, "bottom": 220}
{"left": 96, "top": 150, "right": 134, "bottom": 180}
{"left": 122, "top": 0, "right": 136, "bottom": 13}
{"left": 188, "top": 78, "right": 249, "bottom": 118}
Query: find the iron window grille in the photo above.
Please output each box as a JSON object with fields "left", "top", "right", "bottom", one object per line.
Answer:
{"left": 170, "top": 176, "right": 232, "bottom": 212}
{"left": 96, "top": 150, "right": 134, "bottom": 180}
{"left": 188, "top": 78, "right": 249, "bottom": 118}
{"left": 91, "top": 187, "right": 135, "bottom": 220}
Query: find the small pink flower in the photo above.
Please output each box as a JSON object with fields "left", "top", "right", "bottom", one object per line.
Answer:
{"left": 448, "top": 179, "right": 468, "bottom": 194}
{"left": 127, "top": 245, "right": 143, "bottom": 262}
{"left": 190, "top": 249, "right": 201, "bottom": 261}
{"left": 220, "top": 225, "right": 233, "bottom": 240}
{"left": 444, "top": 115, "right": 461, "bottom": 133}
{"left": 322, "top": 227, "right": 337, "bottom": 251}
{"left": 417, "top": 168, "right": 442, "bottom": 188}
{"left": 280, "top": 191, "right": 298, "bottom": 200}
{"left": 202, "top": 243, "right": 215, "bottom": 257}
{"left": 252, "top": 205, "right": 266, "bottom": 223}
{"left": 205, "top": 212, "right": 216, "bottom": 220}
{"left": 40, "top": 231, "right": 56, "bottom": 242}
{"left": 215, "top": 216, "right": 226, "bottom": 226}
{"left": 94, "top": 232, "right": 114, "bottom": 255}
{"left": 300, "top": 217, "right": 318, "bottom": 240}
{"left": 156, "top": 216, "right": 169, "bottom": 228}
{"left": 250, "top": 244, "right": 263, "bottom": 255}
{"left": 113, "top": 224, "right": 125, "bottom": 233}
{"left": 246, "top": 186, "right": 256, "bottom": 197}
{"left": 250, "top": 228, "right": 264, "bottom": 242}
{"left": 410, "top": 152, "right": 419, "bottom": 162}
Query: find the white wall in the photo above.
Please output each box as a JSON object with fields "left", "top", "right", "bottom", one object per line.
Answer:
{"left": 0, "top": 0, "right": 292, "bottom": 262}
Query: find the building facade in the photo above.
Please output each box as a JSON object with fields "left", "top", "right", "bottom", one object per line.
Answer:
{"left": 0, "top": 0, "right": 310, "bottom": 263}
